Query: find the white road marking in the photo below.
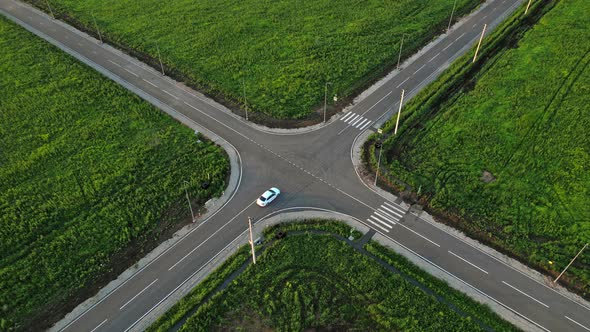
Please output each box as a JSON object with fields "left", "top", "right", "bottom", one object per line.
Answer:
{"left": 367, "top": 218, "right": 390, "bottom": 232}
{"left": 168, "top": 200, "right": 256, "bottom": 270}
{"left": 119, "top": 279, "right": 158, "bottom": 310}
{"left": 341, "top": 112, "right": 354, "bottom": 122}
{"left": 457, "top": 32, "right": 466, "bottom": 40}
{"left": 162, "top": 89, "right": 178, "bottom": 99}
{"left": 358, "top": 120, "right": 372, "bottom": 130}
{"left": 383, "top": 201, "right": 406, "bottom": 214}
{"left": 92, "top": 51, "right": 97, "bottom": 54}
{"left": 473, "top": 23, "right": 478, "bottom": 28}
{"left": 345, "top": 114, "right": 360, "bottom": 124}
{"left": 374, "top": 210, "right": 398, "bottom": 224}
{"left": 142, "top": 78, "right": 158, "bottom": 87}
{"left": 123, "top": 68, "right": 139, "bottom": 77}
{"left": 502, "top": 281, "right": 550, "bottom": 308}
{"left": 396, "top": 77, "right": 410, "bottom": 89}
{"left": 397, "top": 221, "right": 440, "bottom": 247}
{"left": 350, "top": 116, "right": 364, "bottom": 127}
{"left": 123, "top": 225, "right": 252, "bottom": 332}
{"left": 370, "top": 214, "right": 394, "bottom": 228}
{"left": 90, "top": 319, "right": 108, "bottom": 332}
{"left": 442, "top": 40, "right": 455, "bottom": 51}
{"left": 413, "top": 64, "right": 426, "bottom": 75}
{"left": 355, "top": 118, "right": 370, "bottom": 129}
{"left": 448, "top": 251, "right": 489, "bottom": 274}
{"left": 428, "top": 53, "right": 440, "bottom": 62}
{"left": 380, "top": 204, "right": 404, "bottom": 218}
{"left": 482, "top": 14, "right": 488, "bottom": 20}
{"left": 107, "top": 60, "right": 120, "bottom": 67}
{"left": 338, "top": 90, "right": 393, "bottom": 135}
{"left": 565, "top": 316, "right": 590, "bottom": 331}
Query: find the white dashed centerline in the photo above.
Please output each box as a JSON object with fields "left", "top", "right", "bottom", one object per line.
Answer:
{"left": 448, "top": 251, "right": 489, "bottom": 274}
{"left": 90, "top": 319, "right": 108, "bottom": 332}
{"left": 565, "top": 316, "right": 590, "bottom": 331}
{"left": 428, "top": 52, "right": 440, "bottom": 62}
{"left": 163, "top": 89, "right": 178, "bottom": 99}
{"left": 502, "top": 281, "right": 550, "bottom": 308}
{"left": 413, "top": 64, "right": 426, "bottom": 75}
{"left": 119, "top": 279, "right": 158, "bottom": 310}
{"left": 396, "top": 77, "right": 410, "bottom": 89}
{"left": 123, "top": 68, "right": 139, "bottom": 77}
{"left": 107, "top": 60, "right": 120, "bottom": 67}
{"left": 143, "top": 79, "right": 158, "bottom": 88}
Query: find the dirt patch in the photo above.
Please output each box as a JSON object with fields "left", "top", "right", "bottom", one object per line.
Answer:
{"left": 481, "top": 170, "right": 496, "bottom": 183}
{"left": 217, "top": 306, "right": 274, "bottom": 332}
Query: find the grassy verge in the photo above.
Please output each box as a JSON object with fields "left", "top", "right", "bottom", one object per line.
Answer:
{"left": 0, "top": 16, "right": 228, "bottom": 330}
{"left": 152, "top": 221, "right": 516, "bottom": 331}
{"left": 367, "top": 0, "right": 590, "bottom": 297}
{"left": 25, "top": 0, "right": 482, "bottom": 124}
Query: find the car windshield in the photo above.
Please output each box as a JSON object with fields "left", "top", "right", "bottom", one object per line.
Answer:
{"left": 259, "top": 196, "right": 267, "bottom": 201}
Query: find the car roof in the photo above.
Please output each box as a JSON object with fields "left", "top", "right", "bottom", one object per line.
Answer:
{"left": 261, "top": 190, "right": 274, "bottom": 199}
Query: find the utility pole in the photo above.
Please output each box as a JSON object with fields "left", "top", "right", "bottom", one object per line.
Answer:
{"left": 397, "top": 34, "right": 406, "bottom": 70}
{"left": 374, "top": 141, "right": 383, "bottom": 186}
{"left": 554, "top": 243, "right": 588, "bottom": 283}
{"left": 447, "top": 0, "right": 458, "bottom": 31}
{"left": 156, "top": 44, "right": 165, "bottom": 76}
{"left": 183, "top": 180, "right": 195, "bottom": 222}
{"left": 92, "top": 13, "right": 103, "bottom": 44}
{"left": 323, "top": 82, "right": 332, "bottom": 123}
{"left": 525, "top": 0, "right": 533, "bottom": 15}
{"left": 45, "top": 0, "right": 55, "bottom": 19}
{"left": 243, "top": 77, "right": 248, "bottom": 121}
{"left": 473, "top": 24, "right": 487, "bottom": 63}
{"left": 394, "top": 89, "right": 405, "bottom": 135}
{"left": 248, "top": 217, "right": 256, "bottom": 264}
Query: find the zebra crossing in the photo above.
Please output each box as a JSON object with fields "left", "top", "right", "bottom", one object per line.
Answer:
{"left": 340, "top": 112, "right": 372, "bottom": 130}
{"left": 366, "top": 201, "right": 406, "bottom": 232}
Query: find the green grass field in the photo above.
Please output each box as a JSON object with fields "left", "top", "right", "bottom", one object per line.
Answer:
{"left": 378, "top": 0, "right": 590, "bottom": 295}
{"left": 0, "top": 17, "right": 228, "bottom": 330}
{"left": 28, "top": 0, "right": 481, "bottom": 121}
{"left": 149, "top": 221, "right": 517, "bottom": 332}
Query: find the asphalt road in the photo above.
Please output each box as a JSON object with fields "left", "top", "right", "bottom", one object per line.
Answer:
{"left": 2, "top": 0, "right": 589, "bottom": 331}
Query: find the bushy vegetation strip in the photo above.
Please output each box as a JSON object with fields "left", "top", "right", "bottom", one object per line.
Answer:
{"left": 0, "top": 17, "right": 228, "bottom": 331}
{"left": 366, "top": 0, "right": 590, "bottom": 297}
{"left": 151, "top": 220, "right": 516, "bottom": 331}
{"left": 25, "top": 0, "right": 482, "bottom": 124}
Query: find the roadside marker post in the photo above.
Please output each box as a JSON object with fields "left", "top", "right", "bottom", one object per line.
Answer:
{"left": 473, "top": 24, "right": 487, "bottom": 63}
{"left": 248, "top": 217, "right": 256, "bottom": 264}
{"left": 525, "top": 0, "right": 533, "bottom": 15}
{"left": 183, "top": 180, "right": 195, "bottom": 222}
{"left": 554, "top": 243, "right": 588, "bottom": 284}
{"left": 397, "top": 34, "right": 406, "bottom": 70}
{"left": 156, "top": 44, "right": 165, "bottom": 76}
{"left": 92, "top": 13, "right": 103, "bottom": 44}
{"left": 447, "top": 0, "right": 458, "bottom": 31}
{"left": 394, "top": 89, "right": 405, "bottom": 135}
{"left": 45, "top": 0, "right": 55, "bottom": 19}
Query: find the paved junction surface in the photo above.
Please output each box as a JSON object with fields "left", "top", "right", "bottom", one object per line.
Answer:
{"left": 1, "top": 0, "right": 589, "bottom": 331}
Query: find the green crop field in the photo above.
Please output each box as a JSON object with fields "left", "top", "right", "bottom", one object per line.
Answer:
{"left": 27, "top": 0, "right": 481, "bottom": 122}
{"left": 0, "top": 17, "right": 228, "bottom": 330}
{"left": 150, "top": 221, "right": 517, "bottom": 332}
{"left": 376, "top": 0, "right": 590, "bottom": 295}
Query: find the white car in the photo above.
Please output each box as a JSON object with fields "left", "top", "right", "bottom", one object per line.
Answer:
{"left": 257, "top": 187, "right": 280, "bottom": 207}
